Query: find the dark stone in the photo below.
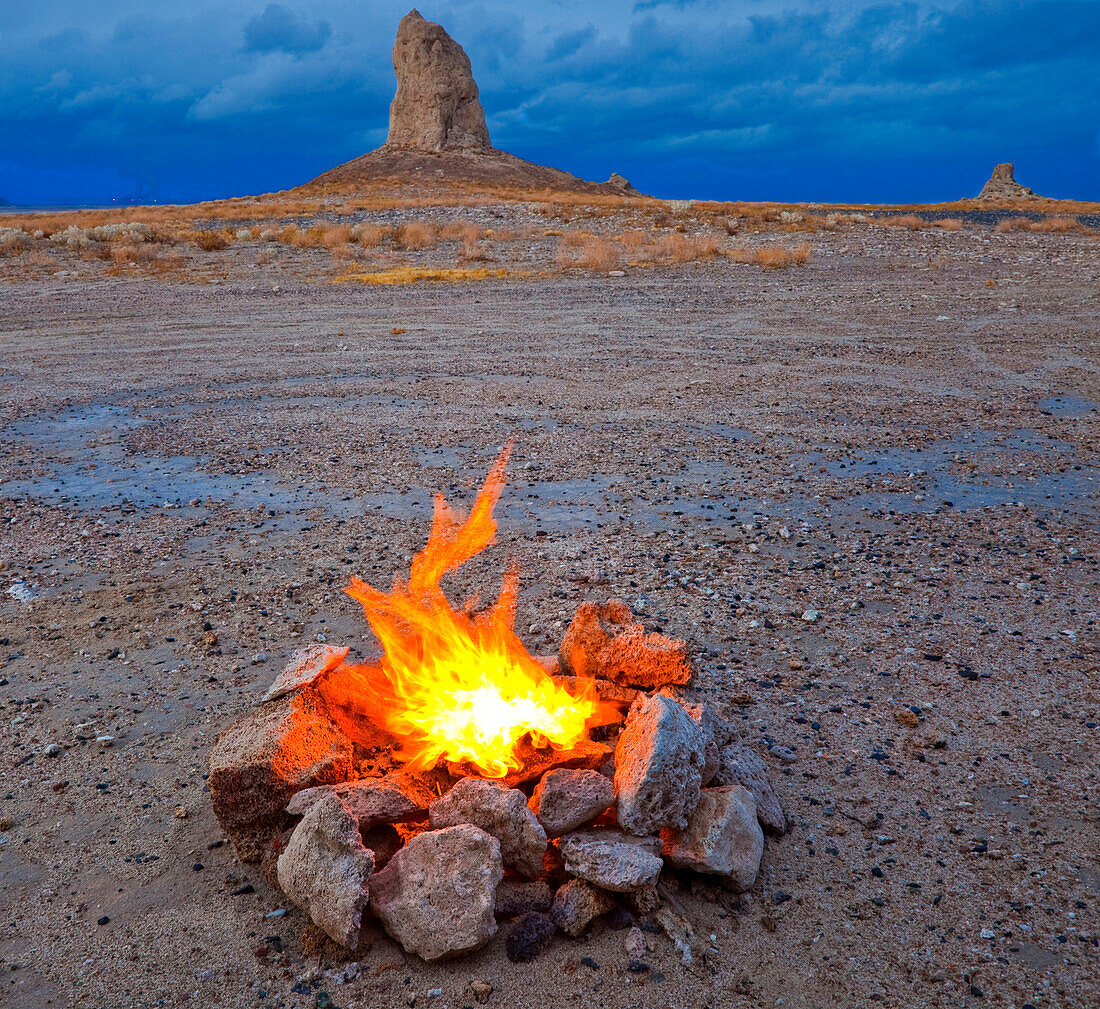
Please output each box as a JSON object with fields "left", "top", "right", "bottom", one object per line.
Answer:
{"left": 504, "top": 912, "right": 556, "bottom": 963}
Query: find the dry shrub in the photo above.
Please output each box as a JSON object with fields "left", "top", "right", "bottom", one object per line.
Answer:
{"left": 994, "top": 218, "right": 1030, "bottom": 234}
{"left": 561, "top": 229, "right": 596, "bottom": 249}
{"left": 619, "top": 229, "right": 648, "bottom": 250}
{"left": 754, "top": 243, "right": 811, "bottom": 269}
{"left": 882, "top": 215, "right": 927, "bottom": 230}
{"left": 187, "top": 229, "right": 231, "bottom": 251}
{"left": 321, "top": 225, "right": 352, "bottom": 249}
{"left": 1029, "top": 216, "right": 1085, "bottom": 233}
{"left": 935, "top": 218, "right": 964, "bottom": 231}
{"left": 333, "top": 266, "right": 511, "bottom": 285}
{"left": 395, "top": 222, "right": 436, "bottom": 250}
{"left": 655, "top": 233, "right": 721, "bottom": 263}
{"left": 460, "top": 237, "right": 490, "bottom": 261}
{"left": 559, "top": 235, "right": 619, "bottom": 271}
{"left": 726, "top": 247, "right": 754, "bottom": 264}
{"left": 354, "top": 224, "right": 388, "bottom": 248}
{"left": 0, "top": 229, "right": 31, "bottom": 256}
{"left": 494, "top": 228, "right": 519, "bottom": 242}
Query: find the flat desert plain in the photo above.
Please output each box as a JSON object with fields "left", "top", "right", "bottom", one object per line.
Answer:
{"left": 0, "top": 207, "right": 1097, "bottom": 1008}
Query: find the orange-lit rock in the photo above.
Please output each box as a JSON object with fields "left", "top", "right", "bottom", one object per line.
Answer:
{"left": 559, "top": 599, "right": 692, "bottom": 690}
{"left": 208, "top": 688, "right": 356, "bottom": 861}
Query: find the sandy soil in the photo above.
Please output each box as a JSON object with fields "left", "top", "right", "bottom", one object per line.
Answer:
{"left": 1, "top": 216, "right": 1097, "bottom": 1009}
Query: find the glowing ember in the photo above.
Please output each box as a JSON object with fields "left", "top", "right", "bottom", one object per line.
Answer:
{"left": 342, "top": 445, "right": 600, "bottom": 778}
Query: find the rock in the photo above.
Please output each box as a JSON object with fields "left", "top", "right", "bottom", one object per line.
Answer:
{"left": 614, "top": 693, "right": 707, "bottom": 835}
{"left": 208, "top": 690, "right": 355, "bottom": 861}
{"left": 559, "top": 600, "right": 692, "bottom": 690}
{"left": 448, "top": 736, "right": 612, "bottom": 788}
{"left": 386, "top": 10, "right": 491, "bottom": 153}
{"left": 712, "top": 744, "right": 787, "bottom": 834}
{"left": 622, "top": 884, "right": 661, "bottom": 916}
{"left": 276, "top": 792, "right": 374, "bottom": 949}
{"left": 978, "top": 162, "right": 1036, "bottom": 200}
{"left": 624, "top": 925, "right": 648, "bottom": 957}
{"left": 261, "top": 644, "right": 349, "bottom": 702}
{"left": 495, "top": 879, "right": 552, "bottom": 920}
{"left": 504, "top": 911, "right": 556, "bottom": 962}
{"left": 429, "top": 778, "right": 548, "bottom": 878}
{"left": 529, "top": 768, "right": 615, "bottom": 838}
{"left": 369, "top": 824, "right": 503, "bottom": 960}
{"left": 470, "top": 980, "right": 493, "bottom": 1004}
{"left": 557, "top": 830, "right": 663, "bottom": 892}
{"left": 549, "top": 878, "right": 616, "bottom": 937}
{"left": 287, "top": 770, "right": 436, "bottom": 830}
{"left": 661, "top": 785, "right": 763, "bottom": 891}
{"left": 676, "top": 698, "right": 733, "bottom": 786}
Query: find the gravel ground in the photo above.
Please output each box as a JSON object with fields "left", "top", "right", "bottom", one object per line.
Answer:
{"left": 1, "top": 216, "right": 1098, "bottom": 1009}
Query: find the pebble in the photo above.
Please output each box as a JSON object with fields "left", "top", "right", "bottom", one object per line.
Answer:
{"left": 97, "top": 916, "right": 110, "bottom": 925}
{"left": 43, "top": 743, "right": 61, "bottom": 757}
{"left": 768, "top": 745, "right": 797, "bottom": 763}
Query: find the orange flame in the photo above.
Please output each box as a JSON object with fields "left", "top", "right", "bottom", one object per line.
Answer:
{"left": 342, "top": 444, "right": 599, "bottom": 778}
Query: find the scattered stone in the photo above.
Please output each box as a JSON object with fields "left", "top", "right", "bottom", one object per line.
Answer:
{"left": 557, "top": 830, "right": 663, "bottom": 892}
{"left": 43, "top": 743, "right": 61, "bottom": 757}
{"left": 276, "top": 792, "right": 374, "bottom": 949}
{"left": 208, "top": 689, "right": 355, "bottom": 861}
{"left": 768, "top": 744, "right": 797, "bottom": 764}
{"left": 429, "top": 778, "right": 548, "bottom": 878}
{"left": 712, "top": 744, "right": 787, "bottom": 834}
{"left": 495, "top": 879, "right": 552, "bottom": 920}
{"left": 529, "top": 768, "right": 615, "bottom": 838}
{"left": 549, "top": 878, "right": 615, "bottom": 937}
{"left": 662, "top": 785, "right": 763, "bottom": 891}
{"left": 261, "top": 644, "right": 349, "bottom": 703}
{"left": 676, "top": 699, "right": 733, "bottom": 786}
{"left": 287, "top": 771, "right": 435, "bottom": 831}
{"left": 386, "top": 10, "right": 491, "bottom": 153}
{"left": 369, "top": 824, "right": 503, "bottom": 960}
{"left": 559, "top": 599, "right": 692, "bottom": 690}
{"left": 614, "top": 693, "right": 707, "bottom": 835}
{"left": 97, "top": 915, "right": 110, "bottom": 926}
{"left": 505, "top": 911, "right": 556, "bottom": 962}
{"left": 470, "top": 980, "right": 493, "bottom": 1004}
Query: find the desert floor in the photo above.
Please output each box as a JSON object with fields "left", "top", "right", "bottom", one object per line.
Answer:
{"left": 1, "top": 215, "right": 1097, "bottom": 1009}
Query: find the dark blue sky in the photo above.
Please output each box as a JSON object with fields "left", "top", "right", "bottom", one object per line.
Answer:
{"left": 1, "top": 1, "right": 1098, "bottom": 205}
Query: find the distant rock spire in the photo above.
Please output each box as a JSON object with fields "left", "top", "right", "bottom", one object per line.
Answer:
{"left": 385, "top": 9, "right": 492, "bottom": 153}
{"left": 977, "top": 163, "right": 1036, "bottom": 200}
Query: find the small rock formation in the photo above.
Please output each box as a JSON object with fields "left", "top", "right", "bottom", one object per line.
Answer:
{"left": 429, "top": 777, "right": 548, "bottom": 878}
{"left": 549, "top": 878, "right": 616, "bottom": 936}
{"left": 529, "top": 768, "right": 615, "bottom": 838}
{"left": 494, "top": 879, "right": 553, "bottom": 920}
{"left": 504, "top": 911, "right": 556, "bottom": 962}
{"left": 614, "top": 693, "right": 707, "bottom": 834}
{"left": 276, "top": 792, "right": 374, "bottom": 948}
{"left": 978, "top": 163, "right": 1036, "bottom": 200}
{"left": 662, "top": 785, "right": 764, "bottom": 891}
{"left": 557, "top": 829, "right": 664, "bottom": 892}
{"left": 387, "top": 10, "right": 491, "bottom": 153}
{"left": 369, "top": 823, "right": 503, "bottom": 960}
{"left": 559, "top": 599, "right": 692, "bottom": 690}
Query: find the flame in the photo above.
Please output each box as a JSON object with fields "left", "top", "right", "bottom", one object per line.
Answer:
{"left": 342, "top": 444, "right": 600, "bottom": 778}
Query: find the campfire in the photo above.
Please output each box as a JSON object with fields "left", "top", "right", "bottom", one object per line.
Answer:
{"left": 209, "top": 448, "right": 788, "bottom": 961}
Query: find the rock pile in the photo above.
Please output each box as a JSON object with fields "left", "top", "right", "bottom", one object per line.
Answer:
{"left": 977, "top": 162, "right": 1037, "bottom": 200}
{"left": 209, "top": 599, "right": 789, "bottom": 961}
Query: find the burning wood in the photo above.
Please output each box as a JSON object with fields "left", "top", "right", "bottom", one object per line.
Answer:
{"left": 208, "top": 447, "right": 788, "bottom": 960}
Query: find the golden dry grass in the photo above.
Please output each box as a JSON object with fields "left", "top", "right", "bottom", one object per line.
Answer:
{"left": 654, "top": 233, "right": 721, "bottom": 263}
{"left": 935, "top": 218, "right": 964, "bottom": 231}
{"left": 332, "top": 265, "right": 514, "bottom": 285}
{"left": 353, "top": 224, "right": 388, "bottom": 248}
{"left": 320, "top": 225, "right": 352, "bottom": 249}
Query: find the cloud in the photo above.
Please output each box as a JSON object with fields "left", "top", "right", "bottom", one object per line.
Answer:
{"left": 243, "top": 3, "right": 331, "bottom": 55}
{"left": 0, "top": 1, "right": 1097, "bottom": 204}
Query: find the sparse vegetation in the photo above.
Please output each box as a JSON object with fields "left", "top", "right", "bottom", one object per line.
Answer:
{"left": 557, "top": 234, "right": 619, "bottom": 271}
{"left": 935, "top": 218, "right": 964, "bottom": 231}
{"left": 395, "top": 222, "right": 436, "bottom": 250}
{"left": 882, "top": 215, "right": 928, "bottom": 230}
{"left": 333, "top": 265, "right": 514, "bottom": 285}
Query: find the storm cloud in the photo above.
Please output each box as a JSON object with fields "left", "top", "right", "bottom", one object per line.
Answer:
{"left": 0, "top": 1, "right": 1096, "bottom": 204}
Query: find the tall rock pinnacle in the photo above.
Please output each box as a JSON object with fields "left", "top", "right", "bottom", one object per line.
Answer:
{"left": 977, "top": 163, "right": 1036, "bottom": 200}
{"left": 385, "top": 10, "right": 492, "bottom": 153}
